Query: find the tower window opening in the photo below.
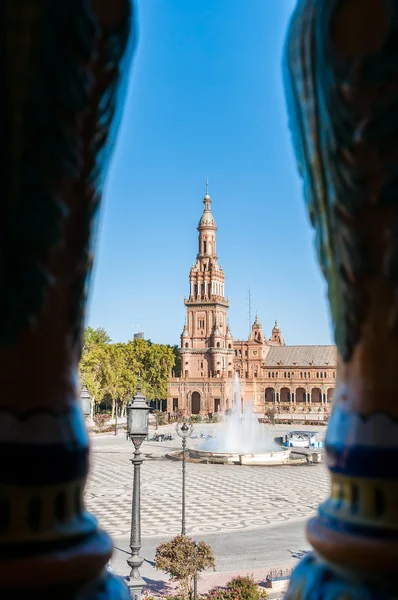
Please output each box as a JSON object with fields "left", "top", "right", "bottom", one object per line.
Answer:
{"left": 185, "top": 342, "right": 188, "bottom": 348}
{"left": 228, "top": 343, "right": 232, "bottom": 349}
{"left": 204, "top": 241, "right": 207, "bottom": 254}
{"left": 216, "top": 342, "right": 220, "bottom": 348}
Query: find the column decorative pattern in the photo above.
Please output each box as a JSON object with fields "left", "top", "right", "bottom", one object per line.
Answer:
{"left": 0, "top": 1, "right": 134, "bottom": 598}
{"left": 284, "top": 0, "right": 398, "bottom": 598}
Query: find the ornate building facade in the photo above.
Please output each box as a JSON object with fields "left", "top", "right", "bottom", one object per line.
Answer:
{"left": 167, "top": 185, "right": 337, "bottom": 416}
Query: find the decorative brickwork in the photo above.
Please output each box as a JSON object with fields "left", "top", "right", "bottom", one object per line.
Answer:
{"left": 168, "top": 187, "right": 336, "bottom": 416}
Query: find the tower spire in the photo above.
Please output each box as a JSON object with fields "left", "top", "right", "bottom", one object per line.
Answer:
{"left": 205, "top": 177, "right": 209, "bottom": 196}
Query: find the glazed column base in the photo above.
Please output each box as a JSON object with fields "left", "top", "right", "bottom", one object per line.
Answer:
{"left": 285, "top": 518, "right": 398, "bottom": 599}
{"left": 0, "top": 570, "right": 130, "bottom": 600}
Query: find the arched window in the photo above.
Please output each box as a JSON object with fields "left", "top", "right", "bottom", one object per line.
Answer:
{"left": 217, "top": 342, "right": 220, "bottom": 348}
{"left": 185, "top": 342, "right": 188, "bottom": 348}
{"left": 228, "top": 343, "right": 232, "bottom": 349}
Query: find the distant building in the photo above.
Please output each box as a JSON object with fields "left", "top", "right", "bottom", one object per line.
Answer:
{"left": 167, "top": 183, "right": 337, "bottom": 416}
{"left": 134, "top": 332, "right": 144, "bottom": 340}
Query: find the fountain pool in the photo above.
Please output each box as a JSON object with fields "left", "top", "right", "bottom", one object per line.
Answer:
{"left": 188, "top": 374, "right": 292, "bottom": 466}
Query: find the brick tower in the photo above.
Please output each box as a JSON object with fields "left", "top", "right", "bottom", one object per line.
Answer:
{"left": 182, "top": 181, "right": 234, "bottom": 382}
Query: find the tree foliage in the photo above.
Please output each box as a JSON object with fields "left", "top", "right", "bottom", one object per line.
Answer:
{"left": 155, "top": 535, "right": 215, "bottom": 599}
{"left": 79, "top": 328, "right": 175, "bottom": 417}
{"left": 84, "top": 326, "right": 111, "bottom": 348}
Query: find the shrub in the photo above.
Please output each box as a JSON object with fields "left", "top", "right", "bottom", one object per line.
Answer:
{"left": 191, "top": 415, "right": 202, "bottom": 423}
{"left": 154, "top": 410, "right": 167, "bottom": 426}
{"left": 93, "top": 413, "right": 110, "bottom": 432}
{"left": 207, "top": 575, "right": 267, "bottom": 600}
{"left": 264, "top": 407, "right": 276, "bottom": 425}
{"left": 226, "top": 575, "right": 267, "bottom": 600}
{"left": 155, "top": 535, "right": 215, "bottom": 599}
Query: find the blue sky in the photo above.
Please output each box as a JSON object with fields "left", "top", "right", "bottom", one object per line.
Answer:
{"left": 87, "top": 0, "right": 333, "bottom": 347}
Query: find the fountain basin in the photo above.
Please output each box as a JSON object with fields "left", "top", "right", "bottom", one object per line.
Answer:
{"left": 188, "top": 447, "right": 292, "bottom": 466}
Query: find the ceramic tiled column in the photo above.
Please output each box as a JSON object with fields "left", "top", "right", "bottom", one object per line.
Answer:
{"left": 284, "top": 0, "right": 398, "bottom": 598}
{"left": 0, "top": 1, "right": 134, "bottom": 597}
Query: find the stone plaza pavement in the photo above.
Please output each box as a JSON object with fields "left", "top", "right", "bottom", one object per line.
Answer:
{"left": 85, "top": 425, "right": 328, "bottom": 594}
{"left": 86, "top": 425, "right": 329, "bottom": 539}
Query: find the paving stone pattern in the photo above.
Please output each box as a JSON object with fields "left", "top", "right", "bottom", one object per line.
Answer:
{"left": 85, "top": 435, "right": 330, "bottom": 538}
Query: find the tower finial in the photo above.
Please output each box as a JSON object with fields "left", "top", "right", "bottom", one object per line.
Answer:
{"left": 205, "top": 177, "right": 209, "bottom": 196}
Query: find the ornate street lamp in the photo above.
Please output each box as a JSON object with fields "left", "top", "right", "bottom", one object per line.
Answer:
{"left": 176, "top": 417, "right": 193, "bottom": 535}
{"left": 126, "top": 376, "right": 150, "bottom": 600}
{"left": 80, "top": 383, "right": 91, "bottom": 417}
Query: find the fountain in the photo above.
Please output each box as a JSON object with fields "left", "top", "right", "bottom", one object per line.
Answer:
{"left": 189, "top": 374, "right": 292, "bottom": 466}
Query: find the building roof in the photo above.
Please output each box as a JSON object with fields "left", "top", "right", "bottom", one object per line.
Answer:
{"left": 265, "top": 345, "right": 337, "bottom": 367}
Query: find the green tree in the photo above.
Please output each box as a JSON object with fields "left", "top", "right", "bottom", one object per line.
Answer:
{"left": 169, "top": 344, "right": 181, "bottom": 377}
{"left": 83, "top": 326, "right": 111, "bottom": 352}
{"left": 143, "top": 343, "right": 175, "bottom": 401}
{"left": 102, "top": 344, "right": 125, "bottom": 420}
{"left": 79, "top": 344, "right": 108, "bottom": 419}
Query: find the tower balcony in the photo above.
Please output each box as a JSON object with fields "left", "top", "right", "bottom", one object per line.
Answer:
{"left": 184, "top": 296, "right": 230, "bottom": 307}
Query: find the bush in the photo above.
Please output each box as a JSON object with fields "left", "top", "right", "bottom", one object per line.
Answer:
{"left": 191, "top": 415, "right": 202, "bottom": 423}
{"left": 154, "top": 410, "right": 167, "bottom": 426}
{"left": 155, "top": 535, "right": 215, "bottom": 599}
{"left": 93, "top": 413, "right": 110, "bottom": 432}
{"left": 207, "top": 575, "right": 267, "bottom": 600}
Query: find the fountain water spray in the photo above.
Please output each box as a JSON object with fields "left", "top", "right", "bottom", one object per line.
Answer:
{"left": 202, "top": 373, "right": 280, "bottom": 454}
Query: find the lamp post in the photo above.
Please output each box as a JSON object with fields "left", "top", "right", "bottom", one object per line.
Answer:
{"left": 126, "top": 376, "right": 150, "bottom": 600}
{"left": 193, "top": 540, "right": 199, "bottom": 600}
{"left": 176, "top": 417, "right": 193, "bottom": 535}
{"left": 80, "top": 383, "right": 91, "bottom": 418}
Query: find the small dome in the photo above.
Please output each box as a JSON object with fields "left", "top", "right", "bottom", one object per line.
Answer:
{"left": 252, "top": 314, "right": 262, "bottom": 329}
{"left": 198, "top": 181, "right": 216, "bottom": 227}
{"left": 199, "top": 210, "right": 215, "bottom": 226}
